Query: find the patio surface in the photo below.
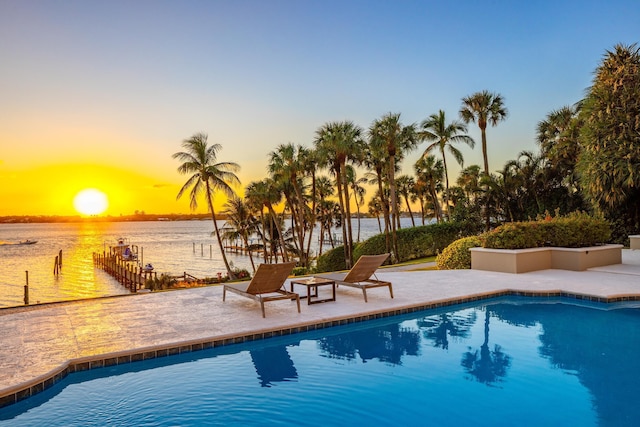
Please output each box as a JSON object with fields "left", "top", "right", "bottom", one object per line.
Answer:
{"left": 2, "top": 249, "right": 640, "bottom": 407}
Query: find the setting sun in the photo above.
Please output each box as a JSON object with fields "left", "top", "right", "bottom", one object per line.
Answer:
{"left": 73, "top": 189, "right": 109, "bottom": 216}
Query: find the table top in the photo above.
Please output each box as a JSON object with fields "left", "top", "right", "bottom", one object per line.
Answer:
{"left": 291, "top": 277, "right": 335, "bottom": 285}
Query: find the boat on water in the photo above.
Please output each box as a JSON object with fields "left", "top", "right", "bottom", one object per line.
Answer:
{"left": 19, "top": 239, "right": 37, "bottom": 245}
{"left": 111, "top": 237, "right": 139, "bottom": 261}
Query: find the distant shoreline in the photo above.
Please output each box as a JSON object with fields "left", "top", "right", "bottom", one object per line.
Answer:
{"left": 0, "top": 214, "right": 217, "bottom": 224}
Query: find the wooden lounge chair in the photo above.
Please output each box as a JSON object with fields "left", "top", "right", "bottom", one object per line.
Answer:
{"left": 318, "top": 253, "right": 393, "bottom": 302}
{"left": 223, "top": 262, "right": 300, "bottom": 317}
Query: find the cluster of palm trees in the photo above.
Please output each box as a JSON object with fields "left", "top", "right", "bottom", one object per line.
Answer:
{"left": 173, "top": 91, "right": 508, "bottom": 279}
{"left": 172, "top": 44, "right": 640, "bottom": 280}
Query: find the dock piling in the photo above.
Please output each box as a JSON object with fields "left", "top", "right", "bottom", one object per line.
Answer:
{"left": 24, "top": 271, "right": 29, "bottom": 305}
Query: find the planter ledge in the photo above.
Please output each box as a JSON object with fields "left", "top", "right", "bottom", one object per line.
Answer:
{"left": 470, "top": 244, "right": 623, "bottom": 274}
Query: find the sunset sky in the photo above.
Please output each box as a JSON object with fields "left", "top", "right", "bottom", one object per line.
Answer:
{"left": 1, "top": 0, "right": 639, "bottom": 216}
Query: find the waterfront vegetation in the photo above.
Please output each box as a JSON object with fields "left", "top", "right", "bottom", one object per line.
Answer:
{"left": 172, "top": 43, "right": 639, "bottom": 275}
{"left": 435, "top": 212, "right": 612, "bottom": 270}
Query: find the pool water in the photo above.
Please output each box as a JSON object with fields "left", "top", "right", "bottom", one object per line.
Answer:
{"left": 2, "top": 298, "right": 640, "bottom": 426}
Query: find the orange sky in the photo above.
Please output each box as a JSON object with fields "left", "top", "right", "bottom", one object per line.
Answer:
{"left": 0, "top": 161, "right": 254, "bottom": 217}
{"left": 2, "top": 2, "right": 636, "bottom": 217}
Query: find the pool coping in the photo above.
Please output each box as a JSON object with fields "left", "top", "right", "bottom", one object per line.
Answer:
{"left": 3, "top": 287, "right": 640, "bottom": 409}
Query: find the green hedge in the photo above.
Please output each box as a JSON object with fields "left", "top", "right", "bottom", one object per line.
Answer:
{"left": 315, "top": 245, "right": 348, "bottom": 273}
{"left": 436, "top": 235, "right": 485, "bottom": 270}
{"left": 315, "top": 222, "right": 465, "bottom": 272}
{"left": 483, "top": 212, "right": 611, "bottom": 249}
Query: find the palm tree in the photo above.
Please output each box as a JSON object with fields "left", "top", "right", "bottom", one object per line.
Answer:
{"left": 314, "top": 176, "right": 335, "bottom": 256}
{"left": 369, "top": 113, "right": 418, "bottom": 262}
{"left": 396, "top": 175, "right": 416, "bottom": 227}
{"left": 459, "top": 91, "right": 508, "bottom": 177}
{"left": 456, "top": 165, "right": 482, "bottom": 204}
{"left": 222, "top": 197, "right": 258, "bottom": 273}
{"left": 268, "top": 143, "right": 311, "bottom": 267}
{"left": 414, "top": 155, "right": 444, "bottom": 222}
{"left": 173, "top": 132, "right": 240, "bottom": 279}
{"left": 368, "top": 196, "right": 384, "bottom": 232}
{"left": 315, "top": 121, "right": 365, "bottom": 268}
{"left": 245, "top": 179, "right": 288, "bottom": 262}
{"left": 346, "top": 165, "right": 367, "bottom": 242}
{"left": 420, "top": 110, "right": 475, "bottom": 218}
{"left": 364, "top": 141, "right": 392, "bottom": 253}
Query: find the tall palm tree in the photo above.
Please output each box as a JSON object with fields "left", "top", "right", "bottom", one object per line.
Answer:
{"left": 459, "top": 91, "right": 508, "bottom": 177}
{"left": 364, "top": 142, "right": 392, "bottom": 253}
{"left": 420, "top": 110, "right": 475, "bottom": 218}
{"left": 369, "top": 113, "right": 418, "bottom": 262}
{"left": 314, "top": 121, "right": 365, "bottom": 268}
{"left": 268, "top": 143, "right": 310, "bottom": 267}
{"left": 302, "top": 148, "right": 320, "bottom": 262}
{"left": 173, "top": 132, "right": 240, "bottom": 279}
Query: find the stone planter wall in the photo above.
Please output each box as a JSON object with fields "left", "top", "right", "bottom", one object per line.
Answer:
{"left": 470, "top": 244, "right": 623, "bottom": 274}
{"left": 630, "top": 235, "right": 640, "bottom": 250}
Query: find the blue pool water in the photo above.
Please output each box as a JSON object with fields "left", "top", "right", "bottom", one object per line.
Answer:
{"left": 2, "top": 298, "right": 640, "bottom": 426}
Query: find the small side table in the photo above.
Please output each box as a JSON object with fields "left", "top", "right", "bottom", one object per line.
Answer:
{"left": 290, "top": 277, "right": 336, "bottom": 305}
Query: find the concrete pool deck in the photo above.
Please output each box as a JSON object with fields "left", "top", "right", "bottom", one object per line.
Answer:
{"left": 2, "top": 249, "right": 640, "bottom": 407}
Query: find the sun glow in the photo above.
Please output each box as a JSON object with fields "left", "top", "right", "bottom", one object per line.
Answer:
{"left": 73, "top": 189, "right": 109, "bottom": 216}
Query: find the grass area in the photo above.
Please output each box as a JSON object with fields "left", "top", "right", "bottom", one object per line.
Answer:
{"left": 380, "top": 256, "right": 438, "bottom": 271}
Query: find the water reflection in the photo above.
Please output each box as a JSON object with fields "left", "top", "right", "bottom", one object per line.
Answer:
{"left": 489, "top": 302, "right": 640, "bottom": 427}
{"left": 461, "top": 308, "right": 512, "bottom": 386}
{"left": 418, "top": 311, "right": 477, "bottom": 349}
{"left": 317, "top": 323, "right": 421, "bottom": 365}
{"left": 250, "top": 345, "right": 299, "bottom": 387}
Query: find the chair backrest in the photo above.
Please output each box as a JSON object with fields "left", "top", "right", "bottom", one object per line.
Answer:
{"left": 245, "top": 262, "right": 296, "bottom": 294}
{"left": 343, "top": 254, "right": 390, "bottom": 283}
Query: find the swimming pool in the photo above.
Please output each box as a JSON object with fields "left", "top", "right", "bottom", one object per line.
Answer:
{"left": 2, "top": 297, "right": 639, "bottom": 426}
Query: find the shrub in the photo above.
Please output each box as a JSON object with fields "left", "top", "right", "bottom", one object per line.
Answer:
{"left": 315, "top": 245, "right": 348, "bottom": 273}
{"left": 145, "top": 273, "right": 177, "bottom": 291}
{"left": 315, "top": 222, "right": 466, "bottom": 272}
{"left": 292, "top": 266, "right": 309, "bottom": 276}
{"left": 353, "top": 222, "right": 464, "bottom": 261}
{"left": 436, "top": 235, "right": 484, "bottom": 270}
{"left": 483, "top": 212, "right": 611, "bottom": 249}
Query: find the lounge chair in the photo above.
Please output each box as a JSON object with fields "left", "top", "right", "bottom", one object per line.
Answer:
{"left": 317, "top": 253, "right": 393, "bottom": 302}
{"left": 223, "top": 262, "right": 300, "bottom": 317}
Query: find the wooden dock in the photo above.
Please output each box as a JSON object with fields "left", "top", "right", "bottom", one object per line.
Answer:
{"left": 93, "top": 252, "right": 210, "bottom": 292}
{"left": 93, "top": 252, "right": 153, "bottom": 292}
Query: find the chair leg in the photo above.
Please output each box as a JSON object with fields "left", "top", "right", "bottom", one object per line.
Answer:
{"left": 223, "top": 287, "right": 226, "bottom": 301}
{"left": 295, "top": 295, "right": 300, "bottom": 313}
{"left": 362, "top": 288, "right": 368, "bottom": 303}
{"left": 260, "top": 300, "right": 266, "bottom": 318}
{"left": 389, "top": 284, "right": 394, "bottom": 299}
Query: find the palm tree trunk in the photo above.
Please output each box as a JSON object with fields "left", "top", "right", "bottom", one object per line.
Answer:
{"left": 267, "top": 204, "right": 288, "bottom": 262}
{"left": 343, "top": 174, "right": 354, "bottom": 263}
{"left": 377, "top": 175, "right": 391, "bottom": 254}
{"left": 441, "top": 148, "right": 450, "bottom": 221}
{"left": 336, "top": 165, "right": 352, "bottom": 268}
{"left": 258, "top": 210, "right": 269, "bottom": 263}
{"left": 305, "top": 172, "right": 317, "bottom": 263}
{"left": 206, "top": 185, "right": 235, "bottom": 280}
{"left": 388, "top": 155, "right": 400, "bottom": 263}
{"left": 404, "top": 197, "right": 415, "bottom": 227}
{"left": 243, "top": 234, "right": 256, "bottom": 273}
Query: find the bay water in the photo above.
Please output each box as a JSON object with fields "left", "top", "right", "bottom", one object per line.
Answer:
{"left": 0, "top": 217, "right": 419, "bottom": 308}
